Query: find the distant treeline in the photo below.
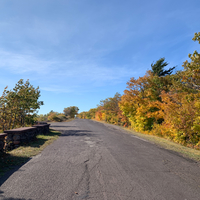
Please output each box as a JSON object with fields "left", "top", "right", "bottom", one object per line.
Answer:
{"left": 78, "top": 32, "right": 200, "bottom": 149}
{"left": 36, "top": 106, "right": 79, "bottom": 122}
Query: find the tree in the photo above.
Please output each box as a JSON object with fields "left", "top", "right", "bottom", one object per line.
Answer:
{"left": 63, "top": 106, "right": 79, "bottom": 118}
{"left": 10, "top": 79, "right": 43, "bottom": 126}
{"left": 96, "top": 93, "right": 120, "bottom": 123}
{"left": 153, "top": 32, "right": 200, "bottom": 148}
{"left": 193, "top": 32, "right": 200, "bottom": 44}
{"left": 151, "top": 58, "right": 175, "bottom": 77}
{"left": 36, "top": 114, "right": 48, "bottom": 122}
{"left": 77, "top": 111, "right": 87, "bottom": 119}
{"left": 85, "top": 108, "right": 97, "bottom": 119}
{"left": 0, "top": 79, "right": 43, "bottom": 131}
{"left": 180, "top": 32, "right": 200, "bottom": 92}
{"left": 47, "top": 112, "right": 60, "bottom": 122}
{"left": 119, "top": 66, "right": 175, "bottom": 132}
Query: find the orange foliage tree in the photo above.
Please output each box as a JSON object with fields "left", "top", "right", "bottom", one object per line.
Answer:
{"left": 119, "top": 68, "right": 174, "bottom": 132}
{"left": 152, "top": 32, "right": 200, "bottom": 148}
{"left": 78, "top": 32, "right": 200, "bottom": 149}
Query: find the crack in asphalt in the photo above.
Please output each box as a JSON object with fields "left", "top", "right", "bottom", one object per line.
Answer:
{"left": 1, "top": 119, "right": 200, "bottom": 200}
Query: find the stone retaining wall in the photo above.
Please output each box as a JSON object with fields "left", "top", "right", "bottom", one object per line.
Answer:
{"left": 4, "top": 127, "right": 37, "bottom": 150}
{"left": 0, "top": 124, "right": 50, "bottom": 152}
{"left": 35, "top": 121, "right": 48, "bottom": 124}
{"left": 32, "top": 124, "right": 50, "bottom": 135}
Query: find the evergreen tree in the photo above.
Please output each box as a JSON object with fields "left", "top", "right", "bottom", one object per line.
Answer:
{"left": 151, "top": 58, "right": 175, "bottom": 77}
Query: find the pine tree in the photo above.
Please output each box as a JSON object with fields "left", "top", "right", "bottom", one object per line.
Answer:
{"left": 151, "top": 58, "right": 175, "bottom": 77}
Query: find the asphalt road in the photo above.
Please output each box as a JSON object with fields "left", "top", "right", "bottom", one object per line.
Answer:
{"left": 1, "top": 119, "right": 200, "bottom": 200}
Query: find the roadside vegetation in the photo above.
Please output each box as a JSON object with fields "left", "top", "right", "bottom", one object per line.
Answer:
{"left": 0, "top": 129, "right": 61, "bottom": 177}
{"left": 0, "top": 78, "right": 78, "bottom": 175}
{"left": 78, "top": 32, "right": 200, "bottom": 151}
{"left": 0, "top": 79, "right": 43, "bottom": 133}
{"left": 36, "top": 106, "right": 79, "bottom": 122}
{"left": 93, "top": 119, "right": 200, "bottom": 161}
{"left": 0, "top": 78, "right": 79, "bottom": 130}
{"left": 124, "top": 126, "right": 200, "bottom": 162}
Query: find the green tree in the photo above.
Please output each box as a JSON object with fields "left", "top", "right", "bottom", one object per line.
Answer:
{"left": 63, "top": 106, "right": 79, "bottom": 118}
{"left": 151, "top": 58, "right": 175, "bottom": 77}
{"left": 36, "top": 114, "right": 48, "bottom": 122}
{"left": 0, "top": 79, "right": 43, "bottom": 131}
{"left": 12, "top": 79, "right": 43, "bottom": 126}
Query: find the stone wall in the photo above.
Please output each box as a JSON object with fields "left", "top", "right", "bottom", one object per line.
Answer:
{"left": 4, "top": 127, "right": 37, "bottom": 150}
{"left": 32, "top": 124, "right": 50, "bottom": 135}
{"left": 0, "top": 124, "right": 50, "bottom": 152}
{"left": 35, "top": 121, "right": 48, "bottom": 124}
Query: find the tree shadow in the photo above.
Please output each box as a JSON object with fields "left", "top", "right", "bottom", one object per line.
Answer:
{"left": 0, "top": 190, "right": 32, "bottom": 200}
{"left": 50, "top": 125, "right": 76, "bottom": 128}
{"left": 0, "top": 130, "right": 61, "bottom": 186}
{"left": 0, "top": 153, "right": 31, "bottom": 186}
{"left": 2, "top": 198, "right": 31, "bottom": 200}
{"left": 60, "top": 130, "right": 93, "bottom": 137}
{"left": 22, "top": 138, "right": 48, "bottom": 149}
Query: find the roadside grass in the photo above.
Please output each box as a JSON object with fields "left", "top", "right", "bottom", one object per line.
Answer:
{"left": 92, "top": 119, "right": 200, "bottom": 162}
{"left": 124, "top": 128, "right": 200, "bottom": 162}
{"left": 0, "top": 129, "right": 61, "bottom": 177}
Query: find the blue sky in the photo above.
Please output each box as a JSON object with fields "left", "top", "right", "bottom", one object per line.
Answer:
{"left": 0, "top": 0, "right": 199, "bottom": 114}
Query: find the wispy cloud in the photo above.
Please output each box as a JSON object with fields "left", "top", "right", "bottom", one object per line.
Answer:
{"left": 0, "top": 0, "right": 200, "bottom": 113}
{"left": 0, "top": 47, "right": 139, "bottom": 93}
{"left": 0, "top": 49, "right": 54, "bottom": 74}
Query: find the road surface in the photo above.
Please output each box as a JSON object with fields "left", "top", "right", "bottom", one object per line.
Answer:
{"left": 0, "top": 119, "right": 200, "bottom": 200}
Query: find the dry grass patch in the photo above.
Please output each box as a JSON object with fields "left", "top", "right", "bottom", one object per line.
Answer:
{"left": 0, "top": 129, "right": 61, "bottom": 177}
{"left": 124, "top": 128, "right": 200, "bottom": 162}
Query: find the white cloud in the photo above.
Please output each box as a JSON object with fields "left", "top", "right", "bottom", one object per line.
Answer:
{"left": 0, "top": 47, "right": 139, "bottom": 94}
{"left": 0, "top": 49, "right": 55, "bottom": 74}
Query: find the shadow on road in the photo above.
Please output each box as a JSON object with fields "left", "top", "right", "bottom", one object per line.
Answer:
{"left": 50, "top": 125, "right": 76, "bottom": 128}
{"left": 0, "top": 190, "right": 32, "bottom": 200}
{"left": 0, "top": 155, "right": 30, "bottom": 187}
{"left": 0, "top": 130, "right": 60, "bottom": 187}
{"left": 60, "top": 130, "right": 93, "bottom": 137}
